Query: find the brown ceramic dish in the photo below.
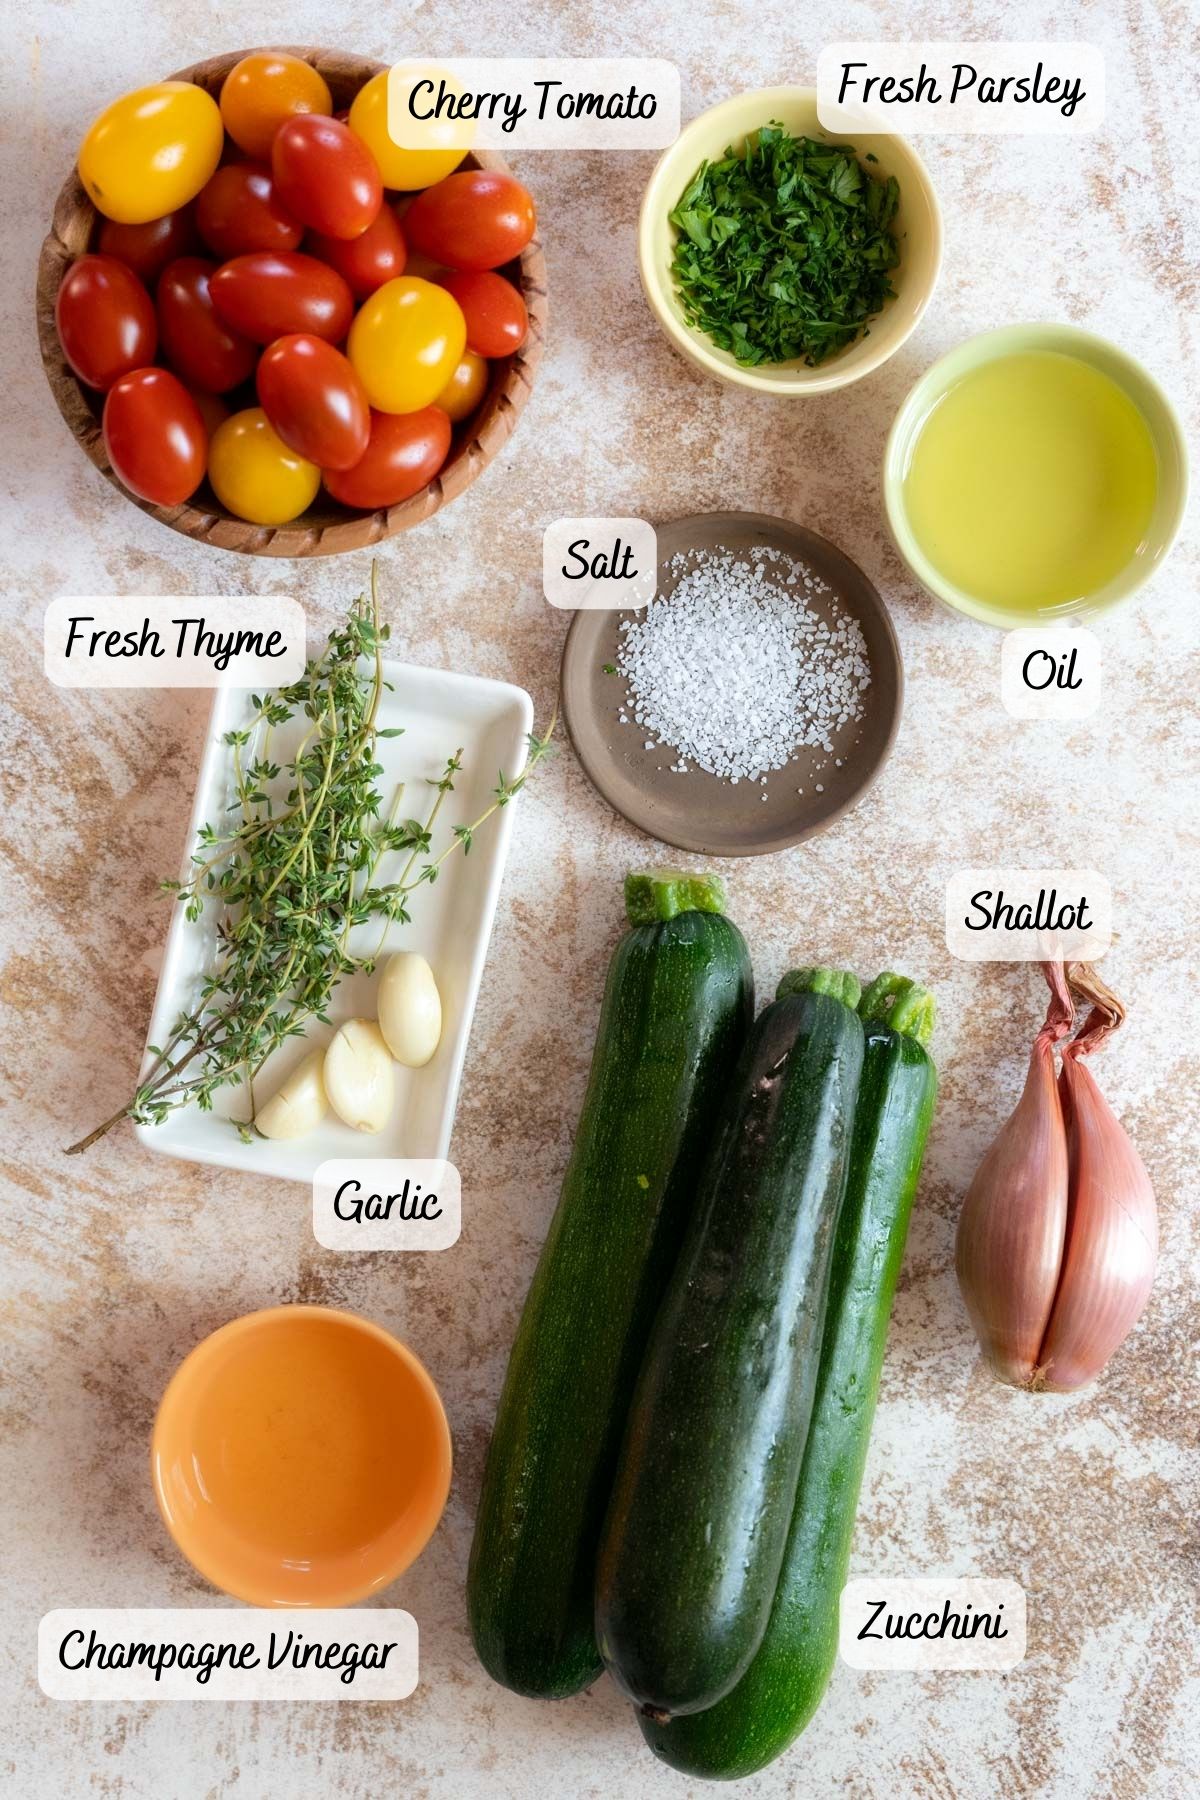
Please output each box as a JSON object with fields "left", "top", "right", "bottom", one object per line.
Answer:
{"left": 36, "top": 47, "right": 547, "bottom": 558}
{"left": 560, "top": 512, "right": 903, "bottom": 857}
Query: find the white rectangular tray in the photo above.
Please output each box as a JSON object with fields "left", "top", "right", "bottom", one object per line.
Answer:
{"left": 134, "top": 657, "right": 533, "bottom": 1184}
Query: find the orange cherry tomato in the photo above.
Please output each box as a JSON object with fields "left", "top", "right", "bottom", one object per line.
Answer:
{"left": 272, "top": 114, "right": 382, "bottom": 240}
{"left": 436, "top": 270, "right": 528, "bottom": 357}
{"left": 103, "top": 367, "right": 207, "bottom": 505}
{"left": 208, "top": 252, "right": 354, "bottom": 345}
{"left": 56, "top": 254, "right": 157, "bottom": 390}
{"left": 97, "top": 206, "right": 198, "bottom": 286}
{"left": 435, "top": 350, "right": 488, "bottom": 423}
{"left": 219, "top": 52, "right": 332, "bottom": 160}
{"left": 324, "top": 407, "right": 451, "bottom": 510}
{"left": 308, "top": 204, "right": 407, "bottom": 298}
{"left": 157, "top": 257, "right": 258, "bottom": 393}
{"left": 347, "top": 276, "right": 465, "bottom": 413}
{"left": 195, "top": 163, "right": 303, "bottom": 259}
{"left": 256, "top": 334, "right": 370, "bottom": 470}
{"left": 404, "top": 170, "right": 535, "bottom": 271}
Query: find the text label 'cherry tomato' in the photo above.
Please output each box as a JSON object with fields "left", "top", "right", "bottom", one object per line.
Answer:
{"left": 324, "top": 407, "right": 451, "bottom": 510}
{"left": 55, "top": 254, "right": 157, "bottom": 391}
{"left": 272, "top": 114, "right": 382, "bottom": 241}
{"left": 196, "top": 163, "right": 303, "bottom": 260}
{"left": 157, "top": 257, "right": 258, "bottom": 393}
{"left": 103, "top": 366, "right": 207, "bottom": 506}
{"left": 347, "top": 277, "right": 466, "bottom": 414}
{"left": 256, "top": 334, "right": 370, "bottom": 470}
{"left": 403, "top": 170, "right": 536, "bottom": 272}
{"left": 219, "top": 52, "right": 332, "bottom": 160}
{"left": 436, "top": 270, "right": 528, "bottom": 358}
{"left": 208, "top": 253, "right": 354, "bottom": 345}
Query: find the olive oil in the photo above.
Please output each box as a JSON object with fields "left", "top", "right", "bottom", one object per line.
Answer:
{"left": 903, "top": 351, "right": 1158, "bottom": 613}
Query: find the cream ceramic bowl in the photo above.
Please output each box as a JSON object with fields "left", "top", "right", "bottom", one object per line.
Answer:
{"left": 883, "top": 323, "right": 1190, "bottom": 628}
{"left": 638, "top": 86, "right": 942, "bottom": 395}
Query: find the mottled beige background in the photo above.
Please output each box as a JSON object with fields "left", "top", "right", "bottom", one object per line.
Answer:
{"left": 2, "top": 2, "right": 1198, "bottom": 1796}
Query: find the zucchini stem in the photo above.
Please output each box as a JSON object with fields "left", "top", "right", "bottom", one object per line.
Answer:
{"left": 624, "top": 869, "right": 727, "bottom": 926}
{"left": 776, "top": 967, "right": 862, "bottom": 1009}
{"left": 859, "top": 972, "right": 936, "bottom": 1047}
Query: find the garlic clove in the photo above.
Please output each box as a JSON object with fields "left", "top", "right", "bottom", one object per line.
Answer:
{"left": 378, "top": 952, "right": 442, "bottom": 1068}
{"left": 255, "top": 1045, "right": 328, "bottom": 1141}
{"left": 324, "top": 1019, "right": 395, "bottom": 1133}
{"left": 1033, "top": 1054, "right": 1158, "bottom": 1392}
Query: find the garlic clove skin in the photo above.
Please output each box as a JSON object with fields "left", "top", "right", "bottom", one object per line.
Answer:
{"left": 378, "top": 952, "right": 442, "bottom": 1068}
{"left": 955, "top": 1037, "right": 1070, "bottom": 1388}
{"left": 255, "top": 1046, "right": 328, "bottom": 1141}
{"left": 1033, "top": 1055, "right": 1158, "bottom": 1392}
{"left": 324, "top": 1019, "right": 395, "bottom": 1134}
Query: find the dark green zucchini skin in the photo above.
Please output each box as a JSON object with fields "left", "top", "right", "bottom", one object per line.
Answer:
{"left": 467, "top": 909, "right": 753, "bottom": 1698}
{"left": 642, "top": 1022, "right": 937, "bottom": 1777}
{"left": 595, "top": 989, "right": 864, "bottom": 1718}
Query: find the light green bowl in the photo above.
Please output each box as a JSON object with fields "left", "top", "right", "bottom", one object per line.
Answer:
{"left": 883, "top": 323, "right": 1189, "bottom": 629}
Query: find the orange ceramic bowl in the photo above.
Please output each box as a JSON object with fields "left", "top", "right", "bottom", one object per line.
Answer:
{"left": 152, "top": 1305, "right": 451, "bottom": 1608}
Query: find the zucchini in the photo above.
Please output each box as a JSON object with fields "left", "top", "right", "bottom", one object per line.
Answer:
{"left": 595, "top": 976, "right": 864, "bottom": 1718}
{"left": 467, "top": 870, "right": 753, "bottom": 1698}
{"left": 642, "top": 971, "right": 937, "bottom": 1777}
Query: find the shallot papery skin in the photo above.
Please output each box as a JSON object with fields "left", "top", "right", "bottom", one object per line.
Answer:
{"left": 955, "top": 966, "right": 1074, "bottom": 1387}
{"left": 1033, "top": 1049, "right": 1158, "bottom": 1392}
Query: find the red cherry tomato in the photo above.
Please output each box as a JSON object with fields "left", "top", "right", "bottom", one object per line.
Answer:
{"left": 55, "top": 254, "right": 157, "bottom": 390}
{"left": 102, "top": 366, "right": 207, "bottom": 505}
{"left": 195, "top": 163, "right": 303, "bottom": 259}
{"left": 403, "top": 171, "right": 536, "bottom": 271}
{"left": 208, "top": 252, "right": 354, "bottom": 344}
{"left": 307, "top": 204, "right": 407, "bottom": 299}
{"left": 157, "top": 257, "right": 258, "bottom": 393}
{"left": 323, "top": 407, "right": 451, "bottom": 509}
{"left": 256, "top": 334, "right": 370, "bottom": 470}
{"left": 436, "top": 270, "right": 528, "bottom": 357}
{"left": 186, "top": 386, "right": 230, "bottom": 438}
{"left": 271, "top": 115, "right": 382, "bottom": 240}
{"left": 97, "top": 206, "right": 198, "bottom": 285}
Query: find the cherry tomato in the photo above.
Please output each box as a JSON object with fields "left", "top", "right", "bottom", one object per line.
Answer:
{"left": 187, "top": 387, "right": 230, "bottom": 439}
{"left": 272, "top": 115, "right": 382, "bottom": 240}
{"left": 403, "top": 171, "right": 536, "bottom": 271}
{"left": 157, "top": 258, "right": 258, "bottom": 393}
{"left": 97, "top": 206, "right": 198, "bottom": 286}
{"left": 219, "top": 52, "right": 332, "bottom": 160}
{"left": 256, "top": 334, "right": 370, "bottom": 470}
{"left": 324, "top": 407, "right": 451, "bottom": 509}
{"left": 347, "top": 277, "right": 465, "bottom": 413}
{"left": 208, "top": 252, "right": 354, "bottom": 345}
{"left": 79, "top": 82, "right": 224, "bottom": 224}
{"left": 307, "top": 204, "right": 407, "bottom": 298}
{"left": 436, "top": 270, "right": 528, "bottom": 357}
{"left": 435, "top": 351, "right": 488, "bottom": 423}
{"left": 347, "top": 69, "right": 467, "bottom": 191}
{"left": 55, "top": 254, "right": 157, "bottom": 391}
{"left": 103, "top": 367, "right": 207, "bottom": 505}
{"left": 195, "top": 163, "right": 303, "bottom": 259}
{"left": 208, "top": 407, "right": 321, "bottom": 525}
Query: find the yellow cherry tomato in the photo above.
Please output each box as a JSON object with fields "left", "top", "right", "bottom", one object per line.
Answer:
{"left": 348, "top": 69, "right": 469, "bottom": 191}
{"left": 348, "top": 277, "right": 467, "bottom": 414}
{"left": 219, "top": 51, "right": 332, "bottom": 159}
{"left": 435, "top": 350, "right": 488, "bottom": 423}
{"left": 208, "top": 408, "right": 320, "bottom": 526}
{"left": 79, "top": 82, "right": 224, "bottom": 224}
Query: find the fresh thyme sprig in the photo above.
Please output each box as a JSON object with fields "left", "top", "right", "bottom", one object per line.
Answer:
{"left": 65, "top": 567, "right": 555, "bottom": 1154}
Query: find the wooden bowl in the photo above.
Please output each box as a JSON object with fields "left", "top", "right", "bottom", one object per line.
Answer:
{"left": 36, "top": 47, "right": 547, "bottom": 557}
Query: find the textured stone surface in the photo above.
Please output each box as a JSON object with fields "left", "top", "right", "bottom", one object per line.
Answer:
{"left": 2, "top": 3, "right": 1198, "bottom": 1795}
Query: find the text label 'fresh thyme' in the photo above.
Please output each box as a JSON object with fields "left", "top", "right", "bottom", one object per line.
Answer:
{"left": 44, "top": 596, "right": 306, "bottom": 688}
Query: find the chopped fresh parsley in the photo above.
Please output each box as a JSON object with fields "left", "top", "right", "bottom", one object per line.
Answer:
{"left": 668, "top": 123, "right": 901, "bottom": 368}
